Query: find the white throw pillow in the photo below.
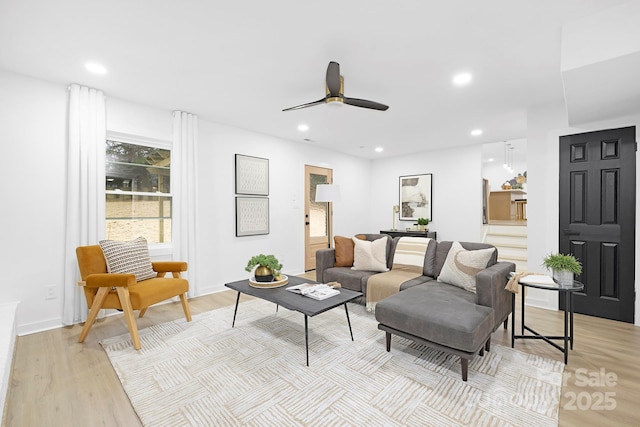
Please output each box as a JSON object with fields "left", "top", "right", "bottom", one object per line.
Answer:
{"left": 351, "top": 237, "right": 389, "bottom": 272}
{"left": 437, "top": 241, "right": 495, "bottom": 292}
{"left": 99, "top": 237, "right": 156, "bottom": 282}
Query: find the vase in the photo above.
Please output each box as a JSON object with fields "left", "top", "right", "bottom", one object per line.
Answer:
{"left": 254, "top": 266, "right": 274, "bottom": 282}
{"left": 553, "top": 269, "right": 574, "bottom": 287}
{"left": 255, "top": 265, "right": 273, "bottom": 282}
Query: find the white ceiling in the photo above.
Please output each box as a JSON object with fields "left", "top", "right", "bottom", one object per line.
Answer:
{"left": 0, "top": 0, "right": 633, "bottom": 159}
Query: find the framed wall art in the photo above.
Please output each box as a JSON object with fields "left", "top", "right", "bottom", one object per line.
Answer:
{"left": 235, "top": 154, "right": 269, "bottom": 195}
{"left": 236, "top": 197, "right": 269, "bottom": 236}
{"left": 399, "top": 173, "right": 432, "bottom": 221}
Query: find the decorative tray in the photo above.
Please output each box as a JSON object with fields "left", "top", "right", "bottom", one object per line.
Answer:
{"left": 248, "top": 275, "right": 289, "bottom": 288}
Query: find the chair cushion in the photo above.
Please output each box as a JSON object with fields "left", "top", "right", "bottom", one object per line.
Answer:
{"left": 99, "top": 237, "right": 156, "bottom": 282}
{"left": 99, "top": 277, "right": 189, "bottom": 309}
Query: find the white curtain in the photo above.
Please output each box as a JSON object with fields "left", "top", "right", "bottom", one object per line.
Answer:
{"left": 172, "top": 111, "right": 199, "bottom": 296}
{"left": 62, "top": 84, "right": 106, "bottom": 325}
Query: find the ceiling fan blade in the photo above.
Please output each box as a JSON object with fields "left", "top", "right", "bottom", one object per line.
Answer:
{"left": 326, "top": 61, "right": 341, "bottom": 97}
{"left": 343, "top": 97, "right": 389, "bottom": 111}
{"left": 282, "top": 98, "right": 326, "bottom": 112}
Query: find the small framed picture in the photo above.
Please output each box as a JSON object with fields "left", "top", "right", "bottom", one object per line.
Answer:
{"left": 399, "top": 174, "right": 432, "bottom": 221}
{"left": 236, "top": 197, "right": 269, "bottom": 236}
{"left": 235, "top": 154, "right": 269, "bottom": 196}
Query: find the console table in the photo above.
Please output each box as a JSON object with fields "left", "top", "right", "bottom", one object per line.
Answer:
{"left": 380, "top": 230, "right": 437, "bottom": 239}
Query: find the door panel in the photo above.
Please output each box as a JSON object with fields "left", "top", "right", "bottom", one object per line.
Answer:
{"left": 559, "top": 126, "right": 635, "bottom": 323}
{"left": 304, "top": 165, "right": 333, "bottom": 271}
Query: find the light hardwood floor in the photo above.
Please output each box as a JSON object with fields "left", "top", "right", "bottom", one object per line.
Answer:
{"left": 4, "top": 276, "right": 640, "bottom": 426}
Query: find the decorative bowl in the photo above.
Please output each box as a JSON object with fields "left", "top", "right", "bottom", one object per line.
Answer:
{"left": 248, "top": 275, "right": 289, "bottom": 288}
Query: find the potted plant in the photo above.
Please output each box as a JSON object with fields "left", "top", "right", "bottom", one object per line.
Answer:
{"left": 245, "top": 254, "right": 283, "bottom": 282}
{"left": 542, "top": 253, "right": 582, "bottom": 286}
{"left": 416, "top": 218, "right": 430, "bottom": 231}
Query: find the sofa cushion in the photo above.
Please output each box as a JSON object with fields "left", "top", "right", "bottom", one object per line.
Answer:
{"left": 433, "top": 241, "right": 498, "bottom": 278}
{"left": 361, "top": 233, "right": 395, "bottom": 268}
{"left": 437, "top": 242, "right": 496, "bottom": 293}
{"left": 399, "top": 275, "right": 434, "bottom": 291}
{"left": 352, "top": 237, "right": 389, "bottom": 272}
{"left": 375, "top": 284, "right": 494, "bottom": 353}
{"left": 99, "top": 237, "right": 156, "bottom": 282}
{"left": 422, "top": 238, "right": 438, "bottom": 277}
{"left": 323, "top": 267, "right": 376, "bottom": 294}
{"left": 334, "top": 236, "right": 355, "bottom": 267}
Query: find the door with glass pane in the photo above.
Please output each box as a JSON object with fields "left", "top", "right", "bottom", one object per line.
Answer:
{"left": 305, "top": 165, "right": 333, "bottom": 271}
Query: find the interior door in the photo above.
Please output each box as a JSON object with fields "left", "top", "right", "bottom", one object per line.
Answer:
{"left": 559, "top": 126, "right": 636, "bottom": 323}
{"left": 304, "top": 165, "right": 333, "bottom": 271}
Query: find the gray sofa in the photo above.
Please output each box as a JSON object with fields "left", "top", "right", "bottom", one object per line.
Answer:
{"left": 315, "top": 234, "right": 515, "bottom": 381}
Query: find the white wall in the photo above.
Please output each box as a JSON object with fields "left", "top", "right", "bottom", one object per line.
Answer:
{"left": 561, "top": 1, "right": 640, "bottom": 72}
{"left": 107, "top": 97, "right": 172, "bottom": 142}
{"left": 526, "top": 102, "right": 570, "bottom": 310}
{"left": 370, "top": 144, "right": 484, "bottom": 242}
{"left": 0, "top": 71, "right": 68, "bottom": 333}
{"left": 195, "top": 121, "right": 372, "bottom": 295}
{"left": 0, "top": 71, "right": 373, "bottom": 333}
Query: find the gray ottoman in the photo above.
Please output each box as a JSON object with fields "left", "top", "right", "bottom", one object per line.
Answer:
{"left": 375, "top": 284, "right": 495, "bottom": 381}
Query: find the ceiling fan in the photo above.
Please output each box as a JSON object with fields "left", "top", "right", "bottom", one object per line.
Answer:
{"left": 282, "top": 61, "right": 389, "bottom": 112}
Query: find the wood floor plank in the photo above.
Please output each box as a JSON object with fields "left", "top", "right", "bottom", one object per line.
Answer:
{"left": 4, "top": 281, "right": 640, "bottom": 426}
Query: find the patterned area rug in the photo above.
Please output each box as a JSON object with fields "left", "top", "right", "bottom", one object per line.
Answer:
{"left": 101, "top": 299, "right": 564, "bottom": 426}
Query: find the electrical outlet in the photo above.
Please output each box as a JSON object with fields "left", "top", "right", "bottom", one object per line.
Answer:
{"left": 45, "top": 285, "right": 56, "bottom": 300}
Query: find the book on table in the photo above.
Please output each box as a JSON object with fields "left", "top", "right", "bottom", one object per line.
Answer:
{"left": 286, "top": 283, "right": 340, "bottom": 300}
{"left": 511, "top": 273, "right": 557, "bottom": 286}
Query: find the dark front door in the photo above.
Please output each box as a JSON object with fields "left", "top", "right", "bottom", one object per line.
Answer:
{"left": 559, "top": 126, "right": 636, "bottom": 323}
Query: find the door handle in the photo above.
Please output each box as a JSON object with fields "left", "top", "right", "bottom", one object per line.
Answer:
{"left": 563, "top": 229, "right": 580, "bottom": 235}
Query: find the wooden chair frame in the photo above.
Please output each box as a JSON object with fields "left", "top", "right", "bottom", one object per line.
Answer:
{"left": 76, "top": 245, "right": 192, "bottom": 350}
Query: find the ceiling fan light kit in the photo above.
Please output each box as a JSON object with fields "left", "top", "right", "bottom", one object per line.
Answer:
{"left": 283, "top": 61, "right": 389, "bottom": 112}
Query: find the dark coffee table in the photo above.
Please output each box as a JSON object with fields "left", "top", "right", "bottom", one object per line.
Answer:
{"left": 225, "top": 276, "right": 363, "bottom": 366}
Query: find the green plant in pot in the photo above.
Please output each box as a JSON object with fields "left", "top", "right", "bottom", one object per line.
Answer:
{"left": 542, "top": 253, "right": 582, "bottom": 286}
{"left": 416, "top": 217, "right": 430, "bottom": 231}
{"left": 245, "top": 254, "right": 283, "bottom": 282}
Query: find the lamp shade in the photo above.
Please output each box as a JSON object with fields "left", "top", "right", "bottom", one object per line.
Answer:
{"left": 315, "top": 184, "right": 341, "bottom": 202}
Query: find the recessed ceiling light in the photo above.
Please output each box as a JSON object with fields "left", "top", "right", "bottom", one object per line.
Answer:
{"left": 297, "top": 124, "right": 309, "bottom": 132}
{"left": 85, "top": 63, "right": 107, "bottom": 74}
{"left": 375, "top": 147, "right": 384, "bottom": 153}
{"left": 453, "top": 72, "right": 472, "bottom": 86}
{"left": 487, "top": 158, "right": 494, "bottom": 162}
{"left": 470, "top": 129, "right": 483, "bottom": 136}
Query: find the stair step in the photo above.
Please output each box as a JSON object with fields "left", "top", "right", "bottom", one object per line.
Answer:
{"left": 486, "top": 232, "right": 527, "bottom": 238}
{"left": 498, "top": 254, "right": 528, "bottom": 261}
{"left": 488, "top": 243, "right": 527, "bottom": 249}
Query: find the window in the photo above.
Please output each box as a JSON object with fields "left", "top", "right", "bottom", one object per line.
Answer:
{"left": 105, "top": 139, "right": 172, "bottom": 244}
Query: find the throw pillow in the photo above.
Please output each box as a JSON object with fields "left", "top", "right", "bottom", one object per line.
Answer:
{"left": 99, "top": 237, "right": 156, "bottom": 282}
{"left": 352, "top": 236, "right": 389, "bottom": 272}
{"left": 437, "top": 241, "right": 495, "bottom": 292}
{"left": 334, "top": 236, "right": 355, "bottom": 267}
{"left": 334, "top": 234, "right": 366, "bottom": 267}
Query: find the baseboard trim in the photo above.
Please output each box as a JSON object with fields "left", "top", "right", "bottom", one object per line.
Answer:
{"left": 1, "top": 301, "right": 19, "bottom": 425}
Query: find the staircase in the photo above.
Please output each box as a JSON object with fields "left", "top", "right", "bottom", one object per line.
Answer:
{"left": 482, "top": 224, "right": 527, "bottom": 272}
